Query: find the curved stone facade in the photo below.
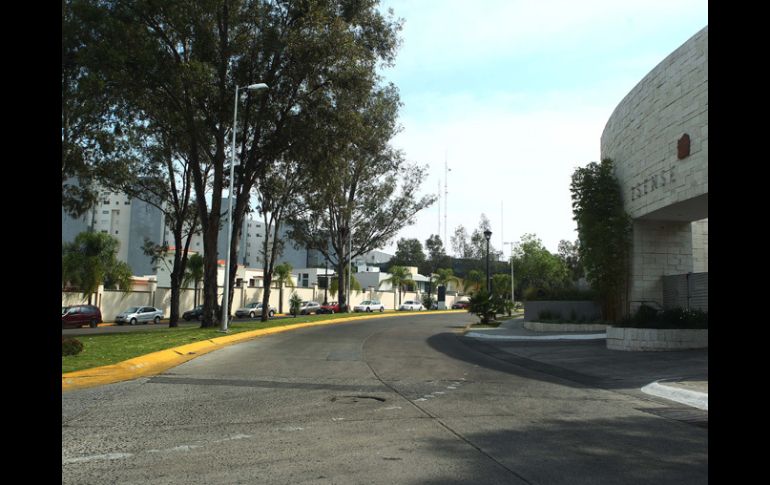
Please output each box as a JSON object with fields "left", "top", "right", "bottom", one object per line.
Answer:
{"left": 601, "top": 27, "right": 708, "bottom": 315}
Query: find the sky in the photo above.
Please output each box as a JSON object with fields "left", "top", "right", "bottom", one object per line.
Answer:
{"left": 375, "top": 0, "right": 708, "bottom": 257}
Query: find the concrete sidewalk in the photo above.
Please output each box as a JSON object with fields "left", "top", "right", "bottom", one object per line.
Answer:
{"left": 463, "top": 317, "right": 708, "bottom": 411}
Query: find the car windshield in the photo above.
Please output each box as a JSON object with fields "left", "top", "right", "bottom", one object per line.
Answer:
{"left": 124, "top": 307, "right": 140, "bottom": 313}
{"left": 62, "top": 306, "right": 69, "bottom": 315}
{"left": 360, "top": 301, "right": 371, "bottom": 305}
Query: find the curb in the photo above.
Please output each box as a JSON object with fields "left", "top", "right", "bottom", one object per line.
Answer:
{"left": 464, "top": 332, "right": 607, "bottom": 341}
{"left": 63, "top": 310, "right": 462, "bottom": 392}
{"left": 641, "top": 380, "right": 708, "bottom": 410}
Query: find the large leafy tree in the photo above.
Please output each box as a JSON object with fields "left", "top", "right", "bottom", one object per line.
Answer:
{"left": 183, "top": 253, "right": 205, "bottom": 307}
{"left": 570, "top": 159, "right": 632, "bottom": 321}
{"left": 389, "top": 238, "right": 426, "bottom": 268}
{"left": 288, "top": 85, "right": 436, "bottom": 310}
{"left": 68, "top": 0, "right": 405, "bottom": 328}
{"left": 512, "top": 233, "right": 570, "bottom": 298}
{"left": 62, "top": 232, "right": 133, "bottom": 304}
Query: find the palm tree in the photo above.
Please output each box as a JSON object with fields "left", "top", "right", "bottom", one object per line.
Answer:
{"left": 329, "top": 269, "right": 361, "bottom": 302}
{"left": 182, "top": 253, "right": 205, "bottom": 307}
{"left": 62, "top": 231, "right": 133, "bottom": 304}
{"left": 433, "top": 268, "right": 460, "bottom": 298}
{"left": 273, "top": 263, "right": 295, "bottom": 314}
{"left": 463, "top": 269, "right": 484, "bottom": 295}
{"left": 382, "top": 265, "right": 417, "bottom": 308}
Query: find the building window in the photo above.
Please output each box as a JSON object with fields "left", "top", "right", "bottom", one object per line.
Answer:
{"left": 104, "top": 200, "right": 110, "bottom": 205}
{"left": 115, "top": 230, "right": 119, "bottom": 234}
{"left": 301, "top": 273, "right": 309, "bottom": 288}
{"left": 102, "top": 210, "right": 109, "bottom": 214}
{"left": 100, "top": 230, "right": 108, "bottom": 233}
{"left": 124, "top": 200, "right": 130, "bottom": 205}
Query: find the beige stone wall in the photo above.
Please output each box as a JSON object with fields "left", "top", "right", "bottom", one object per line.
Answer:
{"left": 601, "top": 26, "right": 707, "bottom": 220}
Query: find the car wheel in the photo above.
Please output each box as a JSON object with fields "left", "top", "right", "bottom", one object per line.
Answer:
{"left": 130, "top": 318, "right": 137, "bottom": 325}
{"left": 367, "top": 307, "right": 372, "bottom": 313}
{"left": 89, "top": 318, "right": 97, "bottom": 328}
{"left": 379, "top": 307, "right": 384, "bottom": 312}
{"left": 249, "top": 311, "right": 255, "bottom": 318}
{"left": 269, "top": 310, "right": 275, "bottom": 317}
{"left": 154, "top": 316, "right": 160, "bottom": 324}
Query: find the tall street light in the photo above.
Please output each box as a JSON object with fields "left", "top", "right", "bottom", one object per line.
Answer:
{"left": 484, "top": 229, "right": 492, "bottom": 293}
{"left": 221, "top": 82, "right": 269, "bottom": 333}
{"left": 503, "top": 241, "right": 515, "bottom": 311}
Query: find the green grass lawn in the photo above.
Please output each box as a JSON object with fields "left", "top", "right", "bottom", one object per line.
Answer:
{"left": 62, "top": 313, "right": 359, "bottom": 374}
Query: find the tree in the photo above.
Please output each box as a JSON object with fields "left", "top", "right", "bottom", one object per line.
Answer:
{"left": 183, "top": 253, "right": 205, "bottom": 308}
{"left": 463, "top": 269, "right": 483, "bottom": 294}
{"left": 451, "top": 226, "right": 473, "bottom": 259}
{"left": 272, "top": 262, "right": 295, "bottom": 315}
{"left": 390, "top": 238, "right": 426, "bottom": 268}
{"left": 62, "top": 232, "right": 133, "bottom": 304}
{"left": 328, "top": 269, "right": 361, "bottom": 301}
{"left": 288, "top": 84, "right": 436, "bottom": 311}
{"left": 431, "top": 268, "right": 460, "bottom": 300}
{"left": 424, "top": 235, "right": 452, "bottom": 273}
{"left": 512, "top": 234, "right": 570, "bottom": 298}
{"left": 68, "top": 0, "right": 405, "bottom": 329}
{"left": 469, "top": 214, "right": 503, "bottom": 261}
{"left": 382, "top": 266, "right": 417, "bottom": 307}
{"left": 558, "top": 239, "right": 585, "bottom": 284}
{"left": 571, "top": 159, "right": 632, "bottom": 321}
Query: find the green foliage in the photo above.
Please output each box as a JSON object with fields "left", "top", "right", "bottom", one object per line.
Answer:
{"left": 524, "top": 287, "right": 597, "bottom": 301}
{"left": 463, "top": 269, "right": 483, "bottom": 294}
{"left": 571, "top": 159, "right": 632, "bottom": 321}
{"left": 619, "top": 305, "right": 708, "bottom": 329}
{"left": 390, "top": 238, "right": 426, "bottom": 268}
{"left": 289, "top": 293, "right": 303, "bottom": 317}
{"left": 62, "top": 231, "right": 133, "bottom": 299}
{"left": 382, "top": 266, "right": 417, "bottom": 307}
{"left": 422, "top": 293, "right": 435, "bottom": 310}
{"left": 512, "top": 234, "right": 570, "bottom": 297}
{"left": 328, "top": 269, "right": 361, "bottom": 298}
{"left": 62, "top": 336, "right": 84, "bottom": 356}
{"left": 467, "top": 289, "right": 507, "bottom": 323}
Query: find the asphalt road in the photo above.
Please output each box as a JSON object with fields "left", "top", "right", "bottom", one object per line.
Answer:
{"left": 62, "top": 312, "right": 707, "bottom": 484}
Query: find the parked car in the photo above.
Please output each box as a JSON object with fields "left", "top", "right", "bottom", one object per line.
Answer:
{"left": 115, "top": 306, "right": 164, "bottom": 325}
{"left": 399, "top": 300, "right": 425, "bottom": 311}
{"left": 318, "top": 301, "right": 341, "bottom": 314}
{"left": 452, "top": 298, "right": 471, "bottom": 310}
{"left": 299, "top": 301, "right": 321, "bottom": 315}
{"left": 236, "top": 302, "right": 276, "bottom": 318}
{"left": 62, "top": 305, "right": 102, "bottom": 329}
{"left": 354, "top": 300, "right": 385, "bottom": 313}
{"left": 182, "top": 305, "right": 204, "bottom": 321}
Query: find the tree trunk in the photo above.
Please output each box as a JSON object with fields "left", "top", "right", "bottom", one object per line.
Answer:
{"left": 200, "top": 224, "right": 221, "bottom": 328}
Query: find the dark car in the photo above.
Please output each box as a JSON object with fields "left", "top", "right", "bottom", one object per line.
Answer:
{"left": 183, "top": 305, "right": 204, "bottom": 321}
{"left": 317, "top": 301, "right": 341, "bottom": 314}
{"left": 62, "top": 305, "right": 102, "bottom": 329}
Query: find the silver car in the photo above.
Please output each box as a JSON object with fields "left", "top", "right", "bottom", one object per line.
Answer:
{"left": 236, "top": 302, "right": 276, "bottom": 318}
{"left": 299, "top": 301, "right": 321, "bottom": 315}
{"left": 115, "top": 306, "right": 164, "bottom": 325}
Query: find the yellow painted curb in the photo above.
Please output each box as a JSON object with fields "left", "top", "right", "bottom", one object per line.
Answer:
{"left": 62, "top": 310, "right": 463, "bottom": 392}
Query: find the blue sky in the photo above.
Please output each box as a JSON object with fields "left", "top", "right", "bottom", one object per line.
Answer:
{"left": 376, "top": 0, "right": 708, "bottom": 257}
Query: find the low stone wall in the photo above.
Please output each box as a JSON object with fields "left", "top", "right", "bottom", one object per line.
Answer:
{"left": 606, "top": 326, "right": 708, "bottom": 351}
{"left": 524, "top": 322, "right": 607, "bottom": 332}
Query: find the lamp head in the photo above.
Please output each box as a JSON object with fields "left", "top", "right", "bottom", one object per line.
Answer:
{"left": 484, "top": 229, "right": 492, "bottom": 241}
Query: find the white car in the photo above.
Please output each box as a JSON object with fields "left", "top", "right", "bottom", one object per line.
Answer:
{"left": 399, "top": 300, "right": 425, "bottom": 311}
{"left": 115, "top": 306, "right": 164, "bottom": 325}
{"left": 235, "top": 302, "right": 276, "bottom": 318}
{"left": 354, "top": 300, "right": 385, "bottom": 312}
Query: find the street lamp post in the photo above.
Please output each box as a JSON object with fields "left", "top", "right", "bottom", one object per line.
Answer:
{"left": 504, "top": 241, "right": 515, "bottom": 312}
{"left": 221, "top": 82, "right": 268, "bottom": 333}
{"left": 484, "top": 229, "right": 492, "bottom": 324}
{"left": 484, "top": 229, "right": 492, "bottom": 293}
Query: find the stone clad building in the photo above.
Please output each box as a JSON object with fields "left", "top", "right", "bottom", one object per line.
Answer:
{"left": 601, "top": 26, "right": 708, "bottom": 314}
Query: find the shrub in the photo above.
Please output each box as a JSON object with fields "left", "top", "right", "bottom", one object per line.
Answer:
{"left": 619, "top": 305, "right": 708, "bottom": 329}
{"left": 289, "top": 293, "right": 303, "bottom": 317}
{"left": 468, "top": 290, "right": 506, "bottom": 323}
{"left": 62, "top": 336, "right": 84, "bottom": 356}
{"left": 422, "top": 293, "right": 435, "bottom": 310}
